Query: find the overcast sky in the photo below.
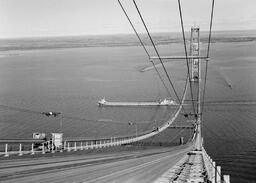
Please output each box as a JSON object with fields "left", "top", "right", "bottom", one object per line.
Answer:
{"left": 0, "top": 0, "right": 255, "bottom": 38}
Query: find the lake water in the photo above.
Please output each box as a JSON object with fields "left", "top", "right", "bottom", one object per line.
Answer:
{"left": 0, "top": 31, "right": 256, "bottom": 182}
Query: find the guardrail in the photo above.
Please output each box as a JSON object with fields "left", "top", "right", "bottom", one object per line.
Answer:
{"left": 0, "top": 136, "right": 141, "bottom": 157}
{"left": 0, "top": 139, "right": 45, "bottom": 157}
{"left": 0, "top": 132, "right": 147, "bottom": 156}
{"left": 202, "top": 146, "right": 230, "bottom": 183}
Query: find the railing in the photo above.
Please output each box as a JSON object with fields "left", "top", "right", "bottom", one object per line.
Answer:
{"left": 202, "top": 146, "right": 230, "bottom": 183}
{"left": 0, "top": 136, "right": 142, "bottom": 157}
{"left": 0, "top": 139, "right": 45, "bottom": 157}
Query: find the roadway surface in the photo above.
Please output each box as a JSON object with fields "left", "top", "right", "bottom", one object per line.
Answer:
{"left": 0, "top": 145, "right": 191, "bottom": 183}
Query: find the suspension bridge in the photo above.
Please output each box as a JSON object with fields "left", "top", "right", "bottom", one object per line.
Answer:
{"left": 0, "top": 0, "right": 233, "bottom": 182}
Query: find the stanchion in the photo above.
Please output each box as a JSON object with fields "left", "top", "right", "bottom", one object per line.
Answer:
{"left": 4, "top": 144, "right": 9, "bottom": 157}
{"left": 64, "top": 141, "right": 66, "bottom": 150}
{"left": 223, "top": 175, "right": 230, "bottom": 183}
{"left": 31, "top": 143, "right": 35, "bottom": 155}
{"left": 51, "top": 141, "right": 55, "bottom": 153}
{"left": 42, "top": 143, "right": 45, "bottom": 154}
{"left": 91, "top": 141, "right": 93, "bottom": 149}
{"left": 74, "top": 142, "right": 77, "bottom": 151}
{"left": 67, "top": 142, "right": 70, "bottom": 152}
{"left": 80, "top": 142, "right": 83, "bottom": 150}
{"left": 18, "top": 144, "right": 23, "bottom": 156}
{"left": 211, "top": 161, "right": 216, "bottom": 182}
{"left": 216, "top": 166, "right": 221, "bottom": 183}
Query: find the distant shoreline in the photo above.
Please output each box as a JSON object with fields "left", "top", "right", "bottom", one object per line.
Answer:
{"left": 0, "top": 30, "right": 256, "bottom": 52}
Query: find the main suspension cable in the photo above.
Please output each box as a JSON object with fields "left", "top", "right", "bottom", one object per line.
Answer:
{"left": 201, "top": 0, "right": 215, "bottom": 116}
{"left": 117, "top": 0, "right": 173, "bottom": 98}
{"left": 177, "top": 0, "right": 196, "bottom": 116}
{"left": 117, "top": 0, "right": 149, "bottom": 57}
{"left": 133, "top": 0, "right": 186, "bottom": 113}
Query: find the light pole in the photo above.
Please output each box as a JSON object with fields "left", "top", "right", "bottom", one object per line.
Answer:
{"left": 128, "top": 122, "right": 137, "bottom": 137}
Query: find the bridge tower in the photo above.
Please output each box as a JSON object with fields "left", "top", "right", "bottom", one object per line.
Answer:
{"left": 190, "top": 26, "right": 202, "bottom": 150}
{"left": 190, "top": 26, "right": 200, "bottom": 82}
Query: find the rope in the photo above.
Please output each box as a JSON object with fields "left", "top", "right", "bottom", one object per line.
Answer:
{"left": 133, "top": 0, "right": 187, "bottom": 114}
{"left": 177, "top": 0, "right": 196, "bottom": 116}
{"left": 117, "top": 0, "right": 173, "bottom": 98}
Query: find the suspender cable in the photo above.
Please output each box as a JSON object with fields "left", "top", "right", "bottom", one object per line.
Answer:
{"left": 206, "top": 0, "right": 215, "bottom": 58}
{"left": 133, "top": 0, "right": 186, "bottom": 113}
{"left": 177, "top": 0, "right": 196, "bottom": 116}
{"left": 202, "top": 0, "right": 215, "bottom": 115}
{"left": 117, "top": 0, "right": 149, "bottom": 57}
{"left": 117, "top": 0, "right": 173, "bottom": 98}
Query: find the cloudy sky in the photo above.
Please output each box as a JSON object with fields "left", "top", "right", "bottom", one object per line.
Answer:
{"left": 0, "top": 0, "right": 255, "bottom": 38}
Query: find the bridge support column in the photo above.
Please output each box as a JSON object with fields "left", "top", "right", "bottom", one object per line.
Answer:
{"left": 18, "top": 144, "right": 23, "bottom": 156}
{"left": 4, "top": 144, "right": 9, "bottom": 157}
{"left": 31, "top": 143, "right": 35, "bottom": 155}
{"left": 85, "top": 142, "right": 88, "bottom": 150}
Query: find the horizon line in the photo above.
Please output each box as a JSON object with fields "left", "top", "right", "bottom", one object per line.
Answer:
{"left": 1, "top": 29, "right": 256, "bottom": 40}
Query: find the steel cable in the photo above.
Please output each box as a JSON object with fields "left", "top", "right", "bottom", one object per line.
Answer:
{"left": 177, "top": 0, "right": 196, "bottom": 116}
{"left": 117, "top": 0, "right": 173, "bottom": 99}
{"left": 133, "top": 0, "right": 187, "bottom": 114}
{"left": 201, "top": 0, "right": 215, "bottom": 118}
